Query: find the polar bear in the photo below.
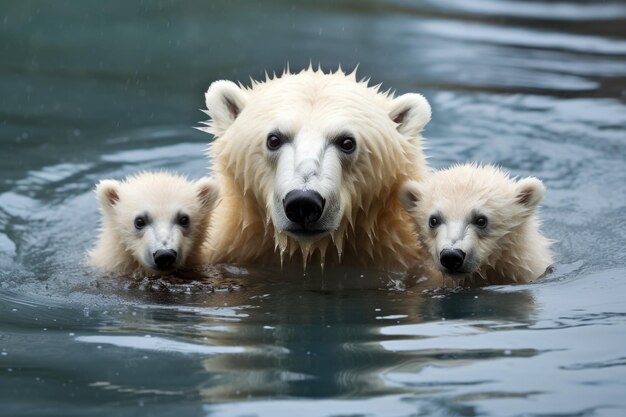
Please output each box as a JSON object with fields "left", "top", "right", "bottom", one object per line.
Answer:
{"left": 88, "top": 172, "right": 219, "bottom": 276}
{"left": 199, "top": 67, "right": 436, "bottom": 278}
{"left": 399, "top": 164, "right": 553, "bottom": 284}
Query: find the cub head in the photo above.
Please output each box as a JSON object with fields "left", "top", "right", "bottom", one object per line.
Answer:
{"left": 400, "top": 164, "right": 545, "bottom": 277}
{"left": 95, "top": 172, "right": 219, "bottom": 272}
{"left": 202, "top": 67, "right": 431, "bottom": 258}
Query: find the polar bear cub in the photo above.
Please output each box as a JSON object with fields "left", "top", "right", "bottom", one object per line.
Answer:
{"left": 88, "top": 172, "right": 219, "bottom": 276}
{"left": 400, "top": 164, "right": 553, "bottom": 284}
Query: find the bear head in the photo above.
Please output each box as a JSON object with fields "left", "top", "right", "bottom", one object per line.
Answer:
{"left": 201, "top": 67, "right": 431, "bottom": 264}
{"left": 95, "top": 172, "right": 219, "bottom": 273}
{"left": 400, "top": 164, "right": 545, "bottom": 277}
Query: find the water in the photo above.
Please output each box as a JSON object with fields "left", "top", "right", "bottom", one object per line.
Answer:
{"left": 1, "top": 1, "right": 625, "bottom": 416}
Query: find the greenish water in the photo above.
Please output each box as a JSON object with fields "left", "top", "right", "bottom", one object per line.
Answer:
{"left": 1, "top": 1, "right": 626, "bottom": 416}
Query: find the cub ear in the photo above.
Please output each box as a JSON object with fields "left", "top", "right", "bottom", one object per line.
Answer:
{"left": 195, "top": 177, "right": 220, "bottom": 210}
{"left": 399, "top": 180, "right": 423, "bottom": 212}
{"left": 389, "top": 93, "right": 431, "bottom": 137}
{"left": 515, "top": 177, "right": 545, "bottom": 209}
{"left": 204, "top": 80, "right": 248, "bottom": 137}
{"left": 95, "top": 180, "right": 120, "bottom": 210}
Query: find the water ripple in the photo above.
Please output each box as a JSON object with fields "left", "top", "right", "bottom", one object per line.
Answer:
{"left": 76, "top": 335, "right": 245, "bottom": 355}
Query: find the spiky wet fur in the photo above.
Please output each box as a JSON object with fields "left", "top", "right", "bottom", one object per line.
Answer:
{"left": 199, "top": 66, "right": 438, "bottom": 279}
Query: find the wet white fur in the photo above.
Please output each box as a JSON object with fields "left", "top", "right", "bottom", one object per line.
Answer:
{"left": 88, "top": 172, "right": 219, "bottom": 276}
{"left": 199, "top": 66, "right": 437, "bottom": 277}
{"left": 400, "top": 164, "right": 553, "bottom": 284}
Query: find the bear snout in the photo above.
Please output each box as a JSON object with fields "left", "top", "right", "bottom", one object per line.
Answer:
{"left": 153, "top": 249, "right": 178, "bottom": 271}
{"left": 439, "top": 248, "right": 466, "bottom": 273}
{"left": 283, "top": 190, "right": 325, "bottom": 229}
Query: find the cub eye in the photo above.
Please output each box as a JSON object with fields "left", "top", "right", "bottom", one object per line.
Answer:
{"left": 337, "top": 136, "right": 356, "bottom": 153}
{"left": 266, "top": 134, "right": 283, "bottom": 151}
{"left": 428, "top": 215, "right": 441, "bottom": 229}
{"left": 178, "top": 214, "right": 190, "bottom": 228}
{"left": 134, "top": 216, "right": 147, "bottom": 230}
{"left": 473, "top": 215, "right": 488, "bottom": 229}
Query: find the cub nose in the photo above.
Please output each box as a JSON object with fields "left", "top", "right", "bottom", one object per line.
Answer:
{"left": 153, "top": 249, "right": 177, "bottom": 270}
{"left": 283, "top": 190, "right": 325, "bottom": 227}
{"left": 440, "top": 249, "right": 466, "bottom": 272}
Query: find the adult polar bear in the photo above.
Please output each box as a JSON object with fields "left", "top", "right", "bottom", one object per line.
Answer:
{"left": 200, "top": 67, "right": 435, "bottom": 279}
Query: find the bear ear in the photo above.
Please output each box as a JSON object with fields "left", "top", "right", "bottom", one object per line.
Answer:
{"left": 96, "top": 180, "right": 120, "bottom": 209}
{"left": 399, "top": 180, "right": 423, "bottom": 212}
{"left": 204, "top": 80, "right": 248, "bottom": 137}
{"left": 515, "top": 177, "right": 545, "bottom": 209}
{"left": 195, "top": 177, "right": 220, "bottom": 210}
{"left": 389, "top": 93, "right": 431, "bottom": 138}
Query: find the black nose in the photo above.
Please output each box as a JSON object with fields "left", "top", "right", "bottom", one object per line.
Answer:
{"left": 283, "top": 190, "right": 325, "bottom": 227}
{"left": 440, "top": 249, "right": 466, "bottom": 272}
{"left": 153, "top": 249, "right": 177, "bottom": 270}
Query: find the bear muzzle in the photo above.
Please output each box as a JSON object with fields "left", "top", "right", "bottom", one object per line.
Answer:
{"left": 153, "top": 249, "right": 178, "bottom": 271}
{"left": 439, "top": 248, "right": 466, "bottom": 274}
{"left": 283, "top": 190, "right": 326, "bottom": 235}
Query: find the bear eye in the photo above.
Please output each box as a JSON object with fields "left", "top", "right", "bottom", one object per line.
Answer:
{"left": 337, "top": 136, "right": 356, "bottom": 154}
{"left": 178, "top": 214, "right": 190, "bottom": 228}
{"left": 428, "top": 215, "right": 441, "bottom": 229}
{"left": 473, "top": 215, "right": 488, "bottom": 229}
{"left": 134, "top": 216, "right": 147, "bottom": 230}
{"left": 266, "top": 134, "right": 283, "bottom": 151}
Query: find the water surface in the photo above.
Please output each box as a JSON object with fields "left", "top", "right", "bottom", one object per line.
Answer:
{"left": 1, "top": 1, "right": 626, "bottom": 416}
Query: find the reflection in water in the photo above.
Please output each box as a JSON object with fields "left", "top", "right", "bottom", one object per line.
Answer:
{"left": 54, "top": 275, "right": 538, "bottom": 405}
{"left": 1, "top": 0, "right": 626, "bottom": 416}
